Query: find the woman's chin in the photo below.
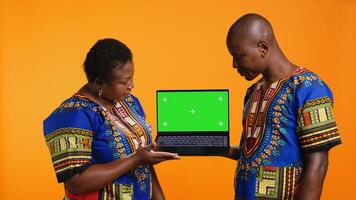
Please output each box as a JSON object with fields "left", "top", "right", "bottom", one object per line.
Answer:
{"left": 120, "top": 93, "right": 130, "bottom": 100}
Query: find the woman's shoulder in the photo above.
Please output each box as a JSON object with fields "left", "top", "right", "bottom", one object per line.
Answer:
{"left": 43, "top": 94, "right": 103, "bottom": 135}
{"left": 53, "top": 93, "right": 100, "bottom": 113}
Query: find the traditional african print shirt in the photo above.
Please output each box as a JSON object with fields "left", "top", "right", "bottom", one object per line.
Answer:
{"left": 234, "top": 67, "right": 341, "bottom": 200}
{"left": 44, "top": 93, "right": 152, "bottom": 200}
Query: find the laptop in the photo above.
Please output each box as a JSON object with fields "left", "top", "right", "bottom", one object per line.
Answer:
{"left": 155, "top": 89, "right": 230, "bottom": 156}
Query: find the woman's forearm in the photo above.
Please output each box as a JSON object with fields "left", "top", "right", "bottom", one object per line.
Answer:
{"left": 64, "top": 143, "right": 179, "bottom": 195}
{"left": 64, "top": 153, "right": 139, "bottom": 195}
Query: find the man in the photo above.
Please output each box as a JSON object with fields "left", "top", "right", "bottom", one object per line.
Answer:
{"left": 225, "top": 14, "right": 341, "bottom": 200}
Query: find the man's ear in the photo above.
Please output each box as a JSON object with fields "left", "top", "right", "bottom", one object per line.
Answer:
{"left": 257, "top": 40, "right": 268, "bottom": 58}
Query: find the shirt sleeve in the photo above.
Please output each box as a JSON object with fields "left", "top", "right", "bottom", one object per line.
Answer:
{"left": 296, "top": 78, "right": 341, "bottom": 153}
{"left": 43, "top": 109, "right": 97, "bottom": 182}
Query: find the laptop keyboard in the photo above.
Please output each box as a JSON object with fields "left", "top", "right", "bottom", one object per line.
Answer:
{"left": 156, "top": 135, "right": 228, "bottom": 147}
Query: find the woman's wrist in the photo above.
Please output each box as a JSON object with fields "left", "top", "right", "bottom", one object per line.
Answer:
{"left": 128, "top": 151, "right": 142, "bottom": 166}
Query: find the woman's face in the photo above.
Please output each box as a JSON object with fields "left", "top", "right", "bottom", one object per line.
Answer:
{"left": 102, "top": 60, "right": 135, "bottom": 101}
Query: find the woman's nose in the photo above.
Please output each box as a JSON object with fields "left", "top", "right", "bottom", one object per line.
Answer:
{"left": 128, "top": 82, "right": 134, "bottom": 90}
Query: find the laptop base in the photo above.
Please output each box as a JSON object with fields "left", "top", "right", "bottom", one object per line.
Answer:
{"left": 157, "top": 146, "right": 229, "bottom": 156}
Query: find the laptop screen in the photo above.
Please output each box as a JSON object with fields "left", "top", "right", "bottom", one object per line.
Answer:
{"left": 156, "top": 90, "right": 229, "bottom": 132}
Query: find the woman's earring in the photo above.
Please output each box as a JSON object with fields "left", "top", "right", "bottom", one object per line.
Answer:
{"left": 98, "top": 89, "right": 103, "bottom": 98}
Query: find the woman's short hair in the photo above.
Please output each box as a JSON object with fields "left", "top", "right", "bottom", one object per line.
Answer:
{"left": 84, "top": 38, "right": 132, "bottom": 82}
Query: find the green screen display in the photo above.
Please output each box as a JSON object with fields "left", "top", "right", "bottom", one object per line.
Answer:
{"left": 157, "top": 90, "right": 229, "bottom": 132}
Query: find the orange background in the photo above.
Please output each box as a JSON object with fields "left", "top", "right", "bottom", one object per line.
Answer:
{"left": 1, "top": 0, "right": 355, "bottom": 199}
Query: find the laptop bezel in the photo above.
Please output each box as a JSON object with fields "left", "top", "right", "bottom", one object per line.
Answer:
{"left": 155, "top": 89, "right": 230, "bottom": 156}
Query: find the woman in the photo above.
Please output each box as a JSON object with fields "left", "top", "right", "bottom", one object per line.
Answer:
{"left": 43, "top": 38, "right": 179, "bottom": 200}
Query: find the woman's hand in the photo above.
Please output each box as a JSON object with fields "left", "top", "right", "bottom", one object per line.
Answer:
{"left": 133, "top": 142, "right": 180, "bottom": 165}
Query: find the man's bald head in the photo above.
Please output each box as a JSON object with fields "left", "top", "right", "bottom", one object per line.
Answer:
{"left": 226, "top": 14, "right": 294, "bottom": 82}
{"left": 226, "top": 14, "right": 281, "bottom": 81}
{"left": 227, "top": 13, "right": 276, "bottom": 46}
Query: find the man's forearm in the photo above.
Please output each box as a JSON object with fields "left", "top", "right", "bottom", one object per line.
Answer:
{"left": 298, "top": 151, "right": 329, "bottom": 200}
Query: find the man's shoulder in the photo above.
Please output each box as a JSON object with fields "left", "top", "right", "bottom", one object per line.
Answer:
{"left": 290, "top": 67, "right": 334, "bottom": 103}
{"left": 290, "top": 67, "right": 327, "bottom": 88}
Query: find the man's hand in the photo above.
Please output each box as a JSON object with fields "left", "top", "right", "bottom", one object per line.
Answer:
{"left": 223, "top": 146, "right": 240, "bottom": 160}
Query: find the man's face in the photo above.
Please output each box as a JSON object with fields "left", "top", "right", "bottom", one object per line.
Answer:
{"left": 227, "top": 36, "right": 266, "bottom": 81}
